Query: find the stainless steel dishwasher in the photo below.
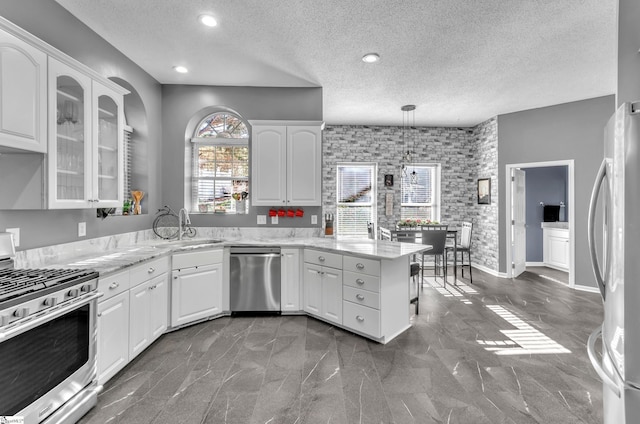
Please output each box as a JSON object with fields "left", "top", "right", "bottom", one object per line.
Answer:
{"left": 229, "top": 246, "right": 281, "bottom": 313}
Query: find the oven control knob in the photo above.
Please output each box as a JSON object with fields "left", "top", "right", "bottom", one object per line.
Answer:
{"left": 43, "top": 297, "right": 58, "bottom": 307}
{"left": 67, "top": 289, "right": 79, "bottom": 298}
{"left": 80, "top": 284, "right": 92, "bottom": 293}
{"left": 13, "top": 308, "right": 29, "bottom": 318}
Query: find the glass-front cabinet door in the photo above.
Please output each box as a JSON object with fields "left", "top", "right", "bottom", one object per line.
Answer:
{"left": 48, "top": 58, "right": 91, "bottom": 208}
{"left": 92, "top": 81, "right": 123, "bottom": 207}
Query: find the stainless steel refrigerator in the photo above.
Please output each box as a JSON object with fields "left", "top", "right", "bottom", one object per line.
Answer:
{"left": 588, "top": 101, "right": 640, "bottom": 423}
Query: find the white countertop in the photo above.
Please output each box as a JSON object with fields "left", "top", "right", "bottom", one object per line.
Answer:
{"left": 37, "top": 236, "right": 431, "bottom": 275}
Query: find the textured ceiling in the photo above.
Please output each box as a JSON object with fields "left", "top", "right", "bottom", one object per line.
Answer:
{"left": 54, "top": 0, "right": 617, "bottom": 127}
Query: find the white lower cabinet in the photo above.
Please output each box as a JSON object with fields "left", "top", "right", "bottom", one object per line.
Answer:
{"left": 303, "top": 249, "right": 343, "bottom": 325}
{"left": 281, "top": 248, "right": 301, "bottom": 312}
{"left": 543, "top": 228, "right": 570, "bottom": 271}
{"left": 96, "top": 257, "right": 169, "bottom": 385}
{"left": 129, "top": 274, "right": 168, "bottom": 360}
{"left": 97, "top": 290, "right": 129, "bottom": 384}
{"left": 171, "top": 249, "right": 224, "bottom": 328}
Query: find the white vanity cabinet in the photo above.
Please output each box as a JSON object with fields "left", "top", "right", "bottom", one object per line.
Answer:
{"left": 48, "top": 57, "right": 126, "bottom": 209}
{"left": 96, "top": 257, "right": 169, "bottom": 384}
{"left": 281, "top": 248, "right": 302, "bottom": 313}
{"left": 303, "top": 249, "right": 343, "bottom": 325}
{"left": 0, "top": 26, "right": 47, "bottom": 153}
{"left": 171, "top": 249, "right": 224, "bottom": 328}
{"left": 250, "top": 121, "right": 323, "bottom": 206}
{"left": 543, "top": 227, "right": 570, "bottom": 271}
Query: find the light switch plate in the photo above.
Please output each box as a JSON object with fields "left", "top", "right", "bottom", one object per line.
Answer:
{"left": 6, "top": 228, "right": 19, "bottom": 247}
{"left": 78, "top": 222, "right": 86, "bottom": 237}
{"left": 271, "top": 216, "right": 278, "bottom": 225}
{"left": 311, "top": 215, "right": 318, "bottom": 225}
{"left": 257, "top": 215, "right": 267, "bottom": 225}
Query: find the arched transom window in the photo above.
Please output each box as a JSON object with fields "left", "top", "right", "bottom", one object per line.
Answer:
{"left": 191, "top": 112, "right": 249, "bottom": 213}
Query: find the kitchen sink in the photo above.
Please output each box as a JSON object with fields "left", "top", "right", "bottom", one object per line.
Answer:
{"left": 161, "top": 238, "right": 224, "bottom": 247}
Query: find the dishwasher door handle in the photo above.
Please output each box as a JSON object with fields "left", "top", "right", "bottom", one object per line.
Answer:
{"left": 231, "top": 253, "right": 280, "bottom": 258}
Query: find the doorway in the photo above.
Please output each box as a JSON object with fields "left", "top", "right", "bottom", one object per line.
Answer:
{"left": 505, "top": 160, "right": 575, "bottom": 287}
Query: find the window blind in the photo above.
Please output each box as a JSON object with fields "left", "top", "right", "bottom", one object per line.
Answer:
{"left": 336, "top": 164, "right": 376, "bottom": 236}
{"left": 401, "top": 164, "right": 440, "bottom": 221}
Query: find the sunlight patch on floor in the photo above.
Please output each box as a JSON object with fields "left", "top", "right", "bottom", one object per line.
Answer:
{"left": 477, "top": 305, "right": 571, "bottom": 355}
{"left": 422, "top": 278, "right": 476, "bottom": 303}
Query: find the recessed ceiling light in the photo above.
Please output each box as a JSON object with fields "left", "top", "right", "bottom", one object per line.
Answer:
{"left": 173, "top": 66, "right": 189, "bottom": 74}
{"left": 199, "top": 14, "right": 218, "bottom": 27}
{"left": 362, "top": 53, "right": 380, "bottom": 63}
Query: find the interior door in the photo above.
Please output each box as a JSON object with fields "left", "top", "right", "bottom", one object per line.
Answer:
{"left": 512, "top": 168, "right": 526, "bottom": 277}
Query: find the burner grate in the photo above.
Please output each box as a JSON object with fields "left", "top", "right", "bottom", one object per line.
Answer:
{"left": 0, "top": 268, "right": 98, "bottom": 304}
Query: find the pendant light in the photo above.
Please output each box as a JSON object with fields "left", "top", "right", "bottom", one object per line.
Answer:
{"left": 401, "top": 105, "right": 418, "bottom": 185}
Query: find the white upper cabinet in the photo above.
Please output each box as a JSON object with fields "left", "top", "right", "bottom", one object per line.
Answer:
{"left": 48, "top": 58, "right": 125, "bottom": 209}
{"left": 0, "top": 27, "right": 47, "bottom": 153}
{"left": 250, "top": 121, "right": 323, "bottom": 206}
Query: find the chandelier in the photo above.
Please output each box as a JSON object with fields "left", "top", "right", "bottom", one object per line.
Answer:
{"left": 401, "top": 105, "right": 418, "bottom": 184}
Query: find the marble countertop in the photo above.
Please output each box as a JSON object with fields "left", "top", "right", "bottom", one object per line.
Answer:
{"left": 541, "top": 222, "right": 569, "bottom": 229}
{"left": 39, "top": 236, "right": 431, "bottom": 275}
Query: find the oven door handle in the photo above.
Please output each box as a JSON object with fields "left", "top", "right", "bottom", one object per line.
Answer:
{"left": 0, "top": 292, "right": 103, "bottom": 341}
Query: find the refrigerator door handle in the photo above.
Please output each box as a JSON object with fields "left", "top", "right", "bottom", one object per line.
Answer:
{"left": 588, "top": 326, "right": 622, "bottom": 398}
{"left": 587, "top": 158, "right": 609, "bottom": 300}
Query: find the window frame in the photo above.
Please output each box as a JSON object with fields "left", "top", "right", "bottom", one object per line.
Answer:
{"left": 400, "top": 163, "right": 441, "bottom": 222}
{"left": 189, "top": 112, "right": 249, "bottom": 214}
{"left": 336, "top": 162, "right": 378, "bottom": 237}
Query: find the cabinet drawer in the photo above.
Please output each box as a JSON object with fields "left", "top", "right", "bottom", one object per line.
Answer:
{"left": 343, "top": 271, "right": 380, "bottom": 293}
{"left": 98, "top": 269, "right": 130, "bottom": 301}
{"left": 130, "top": 257, "right": 169, "bottom": 287}
{"left": 343, "top": 301, "right": 380, "bottom": 338}
{"left": 304, "top": 249, "right": 342, "bottom": 269}
{"left": 343, "top": 286, "right": 380, "bottom": 310}
{"left": 172, "top": 248, "right": 223, "bottom": 269}
{"left": 343, "top": 256, "right": 380, "bottom": 277}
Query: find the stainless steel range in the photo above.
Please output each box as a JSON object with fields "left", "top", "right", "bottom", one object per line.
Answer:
{"left": 0, "top": 233, "right": 101, "bottom": 424}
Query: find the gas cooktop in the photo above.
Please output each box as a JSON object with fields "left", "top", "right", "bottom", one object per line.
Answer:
{"left": 0, "top": 268, "right": 98, "bottom": 309}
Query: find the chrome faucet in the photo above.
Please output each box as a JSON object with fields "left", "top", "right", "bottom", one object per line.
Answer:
{"left": 178, "top": 208, "right": 191, "bottom": 240}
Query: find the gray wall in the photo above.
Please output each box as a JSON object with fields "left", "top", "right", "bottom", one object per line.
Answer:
{"left": 524, "top": 166, "right": 568, "bottom": 262}
{"left": 160, "top": 85, "right": 323, "bottom": 228}
{"left": 0, "top": 0, "right": 162, "bottom": 250}
{"left": 618, "top": 0, "right": 640, "bottom": 106}
{"left": 497, "top": 95, "right": 615, "bottom": 288}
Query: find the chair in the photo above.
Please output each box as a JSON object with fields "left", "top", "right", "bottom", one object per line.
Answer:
{"left": 389, "top": 230, "right": 420, "bottom": 314}
{"left": 379, "top": 226, "right": 392, "bottom": 241}
{"left": 445, "top": 222, "right": 473, "bottom": 284}
{"left": 419, "top": 228, "right": 449, "bottom": 285}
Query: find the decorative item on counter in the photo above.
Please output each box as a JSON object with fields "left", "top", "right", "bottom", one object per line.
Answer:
{"left": 324, "top": 213, "right": 334, "bottom": 236}
{"left": 122, "top": 198, "right": 131, "bottom": 215}
{"left": 286, "top": 209, "right": 295, "bottom": 217}
{"left": 131, "top": 190, "right": 144, "bottom": 215}
{"left": 295, "top": 208, "right": 304, "bottom": 217}
{"left": 277, "top": 209, "right": 286, "bottom": 217}
{"left": 397, "top": 218, "right": 438, "bottom": 228}
{"left": 268, "top": 209, "right": 277, "bottom": 217}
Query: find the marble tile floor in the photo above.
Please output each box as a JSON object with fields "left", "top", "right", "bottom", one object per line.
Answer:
{"left": 79, "top": 269, "right": 604, "bottom": 424}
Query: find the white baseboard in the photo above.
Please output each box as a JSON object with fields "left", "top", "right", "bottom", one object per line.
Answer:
{"left": 526, "top": 261, "right": 545, "bottom": 267}
{"left": 470, "top": 262, "right": 508, "bottom": 278}
{"left": 574, "top": 284, "right": 600, "bottom": 294}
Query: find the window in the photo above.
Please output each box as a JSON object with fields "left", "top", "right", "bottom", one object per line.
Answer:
{"left": 401, "top": 164, "right": 441, "bottom": 221}
{"left": 191, "top": 112, "right": 249, "bottom": 213}
{"left": 336, "top": 163, "right": 377, "bottom": 237}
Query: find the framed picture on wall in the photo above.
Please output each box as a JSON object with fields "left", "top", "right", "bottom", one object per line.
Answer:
{"left": 477, "top": 178, "right": 491, "bottom": 204}
{"left": 384, "top": 174, "right": 394, "bottom": 187}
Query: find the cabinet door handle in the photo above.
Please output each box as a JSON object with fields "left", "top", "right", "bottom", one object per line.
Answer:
{"left": 97, "top": 313, "right": 102, "bottom": 317}
{"left": 356, "top": 315, "right": 365, "bottom": 322}
{"left": 318, "top": 256, "right": 325, "bottom": 262}
{"left": 356, "top": 279, "right": 364, "bottom": 285}
{"left": 174, "top": 276, "right": 178, "bottom": 280}
{"left": 356, "top": 263, "right": 365, "bottom": 270}
{"left": 356, "top": 294, "right": 365, "bottom": 301}
{"left": 148, "top": 267, "right": 155, "bottom": 273}
{"left": 109, "top": 282, "right": 119, "bottom": 290}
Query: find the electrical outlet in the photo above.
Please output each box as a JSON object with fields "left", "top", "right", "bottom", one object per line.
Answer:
{"left": 311, "top": 215, "right": 318, "bottom": 225}
{"left": 257, "top": 215, "right": 266, "bottom": 225}
{"left": 6, "top": 228, "right": 19, "bottom": 247}
{"left": 271, "top": 216, "right": 278, "bottom": 225}
{"left": 78, "top": 222, "right": 86, "bottom": 237}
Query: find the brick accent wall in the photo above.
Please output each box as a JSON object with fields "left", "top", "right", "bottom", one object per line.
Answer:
{"left": 322, "top": 119, "right": 499, "bottom": 273}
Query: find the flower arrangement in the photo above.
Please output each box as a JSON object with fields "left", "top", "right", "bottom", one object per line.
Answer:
{"left": 397, "top": 218, "right": 439, "bottom": 228}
